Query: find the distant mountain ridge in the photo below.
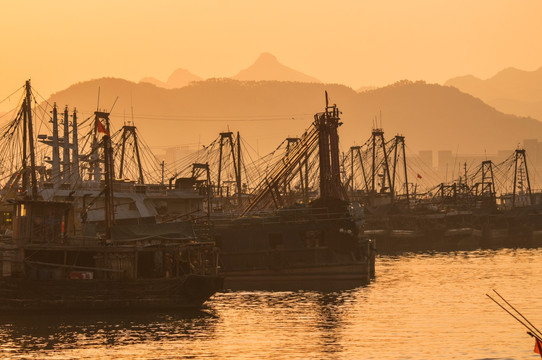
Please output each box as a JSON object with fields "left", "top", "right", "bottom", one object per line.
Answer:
{"left": 357, "top": 86, "right": 377, "bottom": 93}
{"left": 140, "top": 68, "right": 203, "bottom": 89}
{"left": 232, "top": 53, "right": 320, "bottom": 82}
{"left": 139, "top": 52, "right": 320, "bottom": 89}
{"left": 445, "top": 66, "right": 542, "bottom": 120}
{"left": 47, "top": 78, "right": 542, "bottom": 156}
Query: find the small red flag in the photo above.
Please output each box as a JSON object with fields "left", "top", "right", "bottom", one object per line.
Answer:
{"left": 97, "top": 119, "right": 109, "bottom": 135}
{"left": 417, "top": 173, "right": 422, "bottom": 179}
{"left": 534, "top": 338, "right": 542, "bottom": 357}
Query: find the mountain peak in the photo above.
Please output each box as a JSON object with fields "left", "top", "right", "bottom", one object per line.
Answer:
{"left": 232, "top": 53, "right": 321, "bottom": 83}
{"left": 445, "top": 65, "right": 542, "bottom": 117}
{"left": 166, "top": 68, "right": 202, "bottom": 88}
{"left": 140, "top": 68, "right": 202, "bottom": 89}
{"left": 254, "top": 52, "right": 279, "bottom": 64}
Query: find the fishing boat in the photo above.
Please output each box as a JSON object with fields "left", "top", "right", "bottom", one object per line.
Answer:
{"left": 212, "top": 205, "right": 375, "bottom": 291}
{"left": 488, "top": 290, "right": 542, "bottom": 358}
{"left": 0, "top": 82, "right": 223, "bottom": 311}
{"left": 356, "top": 144, "right": 542, "bottom": 252}
{"left": 203, "top": 93, "right": 376, "bottom": 290}
{"left": 0, "top": 198, "right": 223, "bottom": 311}
{"left": 0, "top": 81, "right": 373, "bottom": 292}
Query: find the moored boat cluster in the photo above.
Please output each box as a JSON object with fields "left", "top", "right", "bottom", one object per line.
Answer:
{"left": 0, "top": 81, "right": 538, "bottom": 310}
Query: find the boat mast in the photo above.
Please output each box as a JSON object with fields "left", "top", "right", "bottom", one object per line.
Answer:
{"left": 90, "top": 114, "right": 100, "bottom": 182}
{"left": 350, "top": 146, "right": 355, "bottom": 192}
{"left": 316, "top": 91, "right": 346, "bottom": 201}
{"left": 71, "top": 109, "right": 80, "bottom": 183}
{"left": 192, "top": 163, "right": 211, "bottom": 217}
{"left": 217, "top": 131, "right": 239, "bottom": 199}
{"left": 392, "top": 136, "right": 399, "bottom": 192}
{"left": 480, "top": 160, "right": 495, "bottom": 199}
{"left": 401, "top": 136, "right": 410, "bottom": 204}
{"left": 103, "top": 132, "right": 115, "bottom": 239}
{"left": 62, "top": 106, "right": 71, "bottom": 181}
{"left": 327, "top": 93, "right": 343, "bottom": 199}
{"left": 317, "top": 93, "right": 332, "bottom": 199}
{"left": 237, "top": 131, "right": 242, "bottom": 204}
{"left": 161, "top": 161, "right": 165, "bottom": 185}
{"left": 217, "top": 133, "right": 225, "bottom": 197}
{"left": 512, "top": 149, "right": 533, "bottom": 207}
{"left": 133, "top": 127, "right": 144, "bottom": 184}
{"left": 25, "top": 80, "right": 38, "bottom": 199}
{"left": 51, "top": 103, "right": 61, "bottom": 184}
{"left": 354, "top": 146, "right": 369, "bottom": 192}
{"left": 229, "top": 133, "right": 239, "bottom": 197}
{"left": 91, "top": 111, "right": 111, "bottom": 182}
{"left": 119, "top": 127, "right": 127, "bottom": 179}
{"left": 118, "top": 125, "right": 145, "bottom": 184}
{"left": 22, "top": 98, "right": 28, "bottom": 192}
{"left": 371, "top": 129, "right": 376, "bottom": 192}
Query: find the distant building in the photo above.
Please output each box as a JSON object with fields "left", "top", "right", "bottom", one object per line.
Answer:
{"left": 523, "top": 139, "right": 538, "bottom": 166}
{"left": 537, "top": 142, "right": 542, "bottom": 167}
{"left": 437, "top": 150, "right": 453, "bottom": 172}
{"left": 405, "top": 138, "right": 541, "bottom": 190}
{"left": 418, "top": 150, "right": 433, "bottom": 169}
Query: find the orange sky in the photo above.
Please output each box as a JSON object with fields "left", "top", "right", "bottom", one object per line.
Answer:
{"left": 1, "top": 0, "right": 542, "bottom": 111}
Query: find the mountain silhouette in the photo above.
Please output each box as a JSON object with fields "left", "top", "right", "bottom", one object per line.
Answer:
{"left": 445, "top": 67, "right": 542, "bottom": 120}
{"left": 140, "top": 77, "right": 167, "bottom": 88}
{"left": 357, "top": 86, "right": 377, "bottom": 93}
{"left": 140, "top": 68, "right": 203, "bottom": 89}
{"left": 232, "top": 53, "right": 321, "bottom": 82}
{"left": 46, "top": 78, "right": 542, "bottom": 158}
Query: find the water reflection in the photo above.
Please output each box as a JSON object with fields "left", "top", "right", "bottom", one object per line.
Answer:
{"left": 209, "top": 290, "right": 361, "bottom": 359}
{"left": 0, "top": 310, "right": 217, "bottom": 358}
{"left": 0, "top": 249, "right": 541, "bottom": 359}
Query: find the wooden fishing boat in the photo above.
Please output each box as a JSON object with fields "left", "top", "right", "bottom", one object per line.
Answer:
{"left": 0, "top": 82, "right": 222, "bottom": 311}
{"left": 0, "top": 199, "right": 223, "bottom": 311}
{"left": 203, "top": 94, "right": 376, "bottom": 290}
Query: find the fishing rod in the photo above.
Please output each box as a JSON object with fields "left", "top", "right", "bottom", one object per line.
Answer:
{"left": 492, "top": 289, "right": 542, "bottom": 340}
{"left": 486, "top": 293, "right": 542, "bottom": 341}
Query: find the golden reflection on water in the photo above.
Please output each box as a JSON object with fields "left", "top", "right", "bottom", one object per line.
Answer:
{"left": 1, "top": 248, "right": 541, "bottom": 359}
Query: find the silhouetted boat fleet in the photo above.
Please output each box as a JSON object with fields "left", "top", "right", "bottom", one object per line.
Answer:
{"left": 0, "top": 80, "right": 538, "bottom": 310}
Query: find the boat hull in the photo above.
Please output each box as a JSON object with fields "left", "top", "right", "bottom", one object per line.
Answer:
{"left": 211, "top": 210, "right": 375, "bottom": 291}
{"left": 222, "top": 262, "right": 371, "bottom": 291}
{"left": 0, "top": 275, "right": 224, "bottom": 311}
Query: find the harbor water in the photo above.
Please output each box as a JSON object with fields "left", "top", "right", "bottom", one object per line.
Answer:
{"left": 1, "top": 248, "right": 541, "bottom": 359}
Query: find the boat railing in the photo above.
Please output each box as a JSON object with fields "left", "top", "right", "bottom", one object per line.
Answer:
{"left": 210, "top": 207, "right": 351, "bottom": 225}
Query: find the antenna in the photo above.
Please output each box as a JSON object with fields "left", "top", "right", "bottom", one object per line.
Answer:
{"left": 96, "top": 87, "right": 101, "bottom": 111}
{"left": 452, "top": 145, "right": 459, "bottom": 182}
{"left": 109, "top": 96, "right": 119, "bottom": 114}
{"left": 130, "top": 92, "right": 135, "bottom": 126}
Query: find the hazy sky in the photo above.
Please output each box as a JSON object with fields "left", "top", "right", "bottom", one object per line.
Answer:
{"left": 1, "top": 0, "right": 542, "bottom": 110}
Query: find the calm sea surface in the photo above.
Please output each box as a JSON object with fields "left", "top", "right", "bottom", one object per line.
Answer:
{"left": 1, "top": 248, "right": 541, "bottom": 359}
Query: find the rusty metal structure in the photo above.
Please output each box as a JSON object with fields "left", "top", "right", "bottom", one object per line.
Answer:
{"left": 118, "top": 125, "right": 145, "bottom": 184}
{"left": 512, "top": 149, "right": 533, "bottom": 207}
{"left": 240, "top": 92, "right": 347, "bottom": 215}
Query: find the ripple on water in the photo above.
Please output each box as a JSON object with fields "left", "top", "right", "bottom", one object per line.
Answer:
{"left": 0, "top": 248, "right": 541, "bottom": 359}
